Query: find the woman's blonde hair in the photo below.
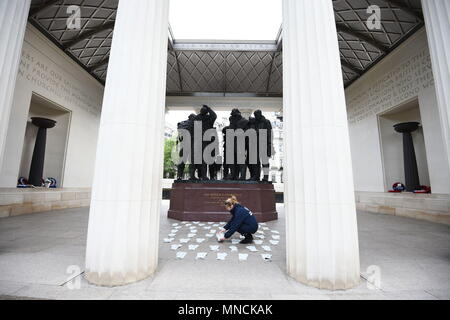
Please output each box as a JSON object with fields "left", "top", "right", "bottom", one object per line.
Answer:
{"left": 225, "top": 195, "right": 238, "bottom": 206}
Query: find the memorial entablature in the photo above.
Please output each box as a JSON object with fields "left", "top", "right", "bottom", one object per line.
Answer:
{"left": 0, "top": 0, "right": 448, "bottom": 290}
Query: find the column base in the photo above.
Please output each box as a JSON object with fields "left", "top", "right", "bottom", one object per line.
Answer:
{"left": 288, "top": 273, "right": 360, "bottom": 291}
{"left": 85, "top": 268, "right": 155, "bottom": 287}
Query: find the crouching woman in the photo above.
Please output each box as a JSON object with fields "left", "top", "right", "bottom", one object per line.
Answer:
{"left": 219, "top": 195, "right": 258, "bottom": 244}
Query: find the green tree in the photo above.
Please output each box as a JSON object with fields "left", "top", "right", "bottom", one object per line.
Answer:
{"left": 163, "top": 138, "right": 177, "bottom": 179}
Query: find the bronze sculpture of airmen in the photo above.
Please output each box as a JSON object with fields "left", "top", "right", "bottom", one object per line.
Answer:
{"left": 176, "top": 114, "right": 196, "bottom": 180}
{"left": 253, "top": 110, "right": 273, "bottom": 182}
{"left": 175, "top": 106, "right": 273, "bottom": 183}
{"left": 194, "top": 105, "right": 217, "bottom": 180}
{"left": 228, "top": 109, "right": 249, "bottom": 180}
{"left": 222, "top": 125, "right": 231, "bottom": 180}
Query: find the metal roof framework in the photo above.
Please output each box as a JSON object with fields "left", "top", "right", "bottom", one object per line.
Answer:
{"left": 28, "top": 0, "right": 424, "bottom": 97}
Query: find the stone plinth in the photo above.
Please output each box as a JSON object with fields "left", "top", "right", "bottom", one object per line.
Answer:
{"left": 168, "top": 181, "right": 278, "bottom": 222}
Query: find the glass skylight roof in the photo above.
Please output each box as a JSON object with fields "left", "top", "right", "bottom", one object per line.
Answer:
{"left": 169, "top": 0, "right": 282, "bottom": 41}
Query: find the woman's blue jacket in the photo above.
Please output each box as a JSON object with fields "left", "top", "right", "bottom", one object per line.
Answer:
{"left": 224, "top": 203, "right": 258, "bottom": 239}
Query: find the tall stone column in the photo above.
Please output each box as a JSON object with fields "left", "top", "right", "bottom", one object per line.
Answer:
{"left": 0, "top": 0, "right": 31, "bottom": 168}
{"left": 282, "top": 0, "right": 360, "bottom": 290}
{"left": 421, "top": 0, "right": 450, "bottom": 171}
{"left": 85, "top": 0, "right": 170, "bottom": 286}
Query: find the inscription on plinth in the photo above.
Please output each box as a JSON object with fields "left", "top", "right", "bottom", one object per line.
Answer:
{"left": 168, "top": 182, "right": 277, "bottom": 222}
{"left": 203, "top": 192, "right": 243, "bottom": 206}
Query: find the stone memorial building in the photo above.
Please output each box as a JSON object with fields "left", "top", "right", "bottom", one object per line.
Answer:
{"left": 0, "top": 0, "right": 449, "bottom": 297}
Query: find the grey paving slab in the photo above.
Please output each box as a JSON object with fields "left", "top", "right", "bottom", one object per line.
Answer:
{"left": 0, "top": 200, "right": 448, "bottom": 300}
{"left": 270, "top": 293, "right": 331, "bottom": 300}
{"left": 0, "top": 280, "right": 28, "bottom": 296}
{"left": 178, "top": 292, "right": 273, "bottom": 300}
{"left": 42, "top": 244, "right": 86, "bottom": 257}
{"left": 380, "top": 290, "right": 438, "bottom": 300}
{"left": 148, "top": 259, "right": 296, "bottom": 296}
{"left": 425, "top": 289, "right": 450, "bottom": 300}
{"left": 0, "top": 252, "right": 84, "bottom": 286}
{"left": 0, "top": 236, "right": 68, "bottom": 253}
{"left": 13, "top": 283, "right": 114, "bottom": 300}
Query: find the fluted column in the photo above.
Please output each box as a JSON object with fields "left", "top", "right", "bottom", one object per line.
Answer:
{"left": 85, "top": 0, "right": 170, "bottom": 286}
{"left": 0, "top": 0, "right": 31, "bottom": 168}
{"left": 282, "top": 0, "right": 360, "bottom": 290}
{"left": 422, "top": 0, "right": 450, "bottom": 171}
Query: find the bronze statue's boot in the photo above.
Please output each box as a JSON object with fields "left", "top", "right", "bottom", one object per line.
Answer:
{"left": 176, "top": 163, "right": 185, "bottom": 181}
{"left": 198, "top": 165, "right": 209, "bottom": 180}
{"left": 188, "top": 166, "right": 197, "bottom": 181}
{"left": 247, "top": 166, "right": 254, "bottom": 181}
{"left": 223, "top": 166, "right": 230, "bottom": 180}
{"left": 255, "top": 166, "right": 262, "bottom": 182}
{"left": 230, "top": 166, "right": 239, "bottom": 180}
{"left": 209, "top": 165, "right": 218, "bottom": 180}
{"left": 238, "top": 165, "right": 247, "bottom": 180}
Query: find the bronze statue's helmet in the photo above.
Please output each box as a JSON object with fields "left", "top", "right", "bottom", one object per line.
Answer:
{"left": 254, "top": 110, "right": 263, "bottom": 121}
{"left": 188, "top": 114, "right": 196, "bottom": 121}
{"left": 231, "top": 108, "right": 241, "bottom": 117}
{"left": 200, "top": 105, "right": 209, "bottom": 115}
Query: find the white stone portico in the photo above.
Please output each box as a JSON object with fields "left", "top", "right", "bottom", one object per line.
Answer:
{"left": 80, "top": 0, "right": 361, "bottom": 289}
{"left": 0, "top": 0, "right": 449, "bottom": 296}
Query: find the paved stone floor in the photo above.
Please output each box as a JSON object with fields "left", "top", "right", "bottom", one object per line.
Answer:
{"left": 0, "top": 200, "right": 449, "bottom": 300}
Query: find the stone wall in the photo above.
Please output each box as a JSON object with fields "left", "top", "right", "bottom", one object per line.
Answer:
{"left": 345, "top": 28, "right": 450, "bottom": 194}
{"left": 0, "top": 188, "right": 91, "bottom": 218}
{"left": 0, "top": 24, "right": 104, "bottom": 189}
{"left": 355, "top": 192, "right": 450, "bottom": 225}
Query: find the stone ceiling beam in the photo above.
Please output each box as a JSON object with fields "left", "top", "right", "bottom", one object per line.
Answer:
{"left": 64, "top": 21, "right": 115, "bottom": 49}
{"left": 89, "top": 57, "right": 109, "bottom": 71}
{"left": 336, "top": 24, "right": 388, "bottom": 52}
{"left": 340, "top": 59, "right": 362, "bottom": 75}
{"left": 29, "top": 0, "right": 60, "bottom": 17}
{"left": 383, "top": 0, "right": 424, "bottom": 21}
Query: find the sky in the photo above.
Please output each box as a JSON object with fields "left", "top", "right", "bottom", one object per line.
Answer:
{"left": 169, "top": 0, "right": 282, "bottom": 41}
{"left": 166, "top": 0, "right": 282, "bottom": 128}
